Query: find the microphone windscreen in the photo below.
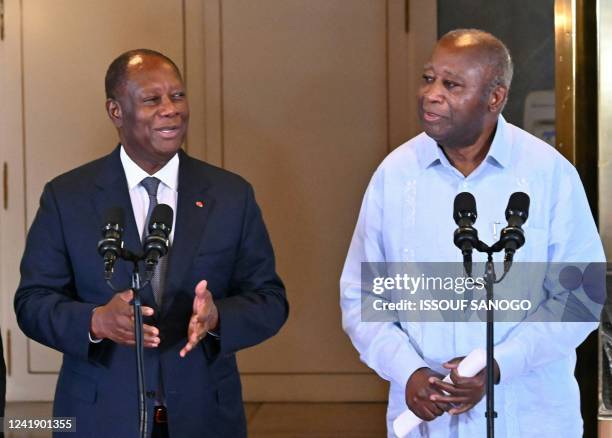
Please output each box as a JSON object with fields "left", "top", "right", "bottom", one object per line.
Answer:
{"left": 103, "top": 206, "right": 125, "bottom": 228}
{"left": 149, "top": 204, "right": 174, "bottom": 233}
{"left": 453, "top": 192, "right": 477, "bottom": 224}
{"left": 506, "top": 192, "right": 530, "bottom": 221}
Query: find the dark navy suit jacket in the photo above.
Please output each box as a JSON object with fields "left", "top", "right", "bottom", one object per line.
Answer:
{"left": 14, "top": 147, "right": 288, "bottom": 437}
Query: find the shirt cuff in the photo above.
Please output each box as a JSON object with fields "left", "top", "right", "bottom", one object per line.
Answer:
{"left": 88, "top": 307, "right": 103, "bottom": 343}
{"left": 384, "top": 346, "right": 429, "bottom": 390}
{"left": 494, "top": 337, "right": 526, "bottom": 384}
{"left": 88, "top": 332, "right": 103, "bottom": 343}
{"left": 207, "top": 311, "right": 220, "bottom": 339}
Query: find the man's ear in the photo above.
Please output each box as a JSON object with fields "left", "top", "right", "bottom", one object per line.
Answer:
{"left": 488, "top": 85, "right": 508, "bottom": 113}
{"left": 106, "top": 99, "right": 123, "bottom": 127}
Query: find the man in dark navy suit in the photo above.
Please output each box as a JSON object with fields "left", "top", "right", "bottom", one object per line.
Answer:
{"left": 14, "top": 49, "right": 288, "bottom": 437}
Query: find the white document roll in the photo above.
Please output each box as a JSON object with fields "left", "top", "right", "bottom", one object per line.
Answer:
{"left": 392, "top": 348, "right": 487, "bottom": 438}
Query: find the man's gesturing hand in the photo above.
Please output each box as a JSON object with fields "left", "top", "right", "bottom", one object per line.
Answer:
{"left": 90, "top": 290, "right": 159, "bottom": 347}
{"left": 429, "top": 356, "right": 500, "bottom": 415}
{"left": 405, "top": 367, "right": 451, "bottom": 421}
{"left": 179, "top": 280, "right": 219, "bottom": 358}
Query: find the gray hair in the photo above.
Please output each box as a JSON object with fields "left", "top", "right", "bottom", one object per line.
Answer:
{"left": 441, "top": 29, "right": 513, "bottom": 92}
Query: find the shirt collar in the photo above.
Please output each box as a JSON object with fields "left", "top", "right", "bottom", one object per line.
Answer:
{"left": 485, "top": 115, "right": 511, "bottom": 168}
{"left": 418, "top": 134, "right": 443, "bottom": 169}
{"left": 120, "top": 146, "right": 179, "bottom": 191}
{"left": 418, "top": 114, "right": 511, "bottom": 170}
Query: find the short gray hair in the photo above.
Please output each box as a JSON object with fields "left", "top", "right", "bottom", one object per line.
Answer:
{"left": 441, "top": 29, "right": 513, "bottom": 91}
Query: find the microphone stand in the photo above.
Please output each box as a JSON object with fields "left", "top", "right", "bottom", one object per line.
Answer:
{"left": 454, "top": 192, "right": 528, "bottom": 438}
{"left": 470, "top": 240, "right": 513, "bottom": 438}
{"left": 482, "top": 250, "right": 497, "bottom": 438}
{"left": 106, "top": 249, "right": 151, "bottom": 438}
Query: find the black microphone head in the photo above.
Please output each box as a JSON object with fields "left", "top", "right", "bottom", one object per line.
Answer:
{"left": 148, "top": 204, "right": 174, "bottom": 235}
{"left": 505, "top": 192, "right": 530, "bottom": 223}
{"left": 98, "top": 207, "right": 124, "bottom": 274}
{"left": 103, "top": 206, "right": 125, "bottom": 229}
{"left": 453, "top": 192, "right": 477, "bottom": 225}
{"left": 144, "top": 204, "right": 173, "bottom": 269}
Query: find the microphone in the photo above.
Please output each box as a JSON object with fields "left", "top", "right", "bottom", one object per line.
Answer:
{"left": 143, "top": 204, "right": 173, "bottom": 275}
{"left": 97, "top": 207, "right": 125, "bottom": 280}
{"left": 453, "top": 192, "right": 479, "bottom": 276}
{"left": 498, "top": 192, "right": 530, "bottom": 272}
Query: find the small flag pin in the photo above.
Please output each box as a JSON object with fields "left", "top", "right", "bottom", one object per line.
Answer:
{"left": 195, "top": 201, "right": 204, "bottom": 208}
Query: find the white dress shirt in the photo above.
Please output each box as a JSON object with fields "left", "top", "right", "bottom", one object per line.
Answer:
{"left": 119, "top": 146, "right": 178, "bottom": 243}
{"left": 340, "top": 116, "right": 606, "bottom": 437}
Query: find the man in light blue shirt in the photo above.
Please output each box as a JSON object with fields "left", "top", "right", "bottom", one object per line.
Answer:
{"left": 340, "top": 29, "right": 606, "bottom": 437}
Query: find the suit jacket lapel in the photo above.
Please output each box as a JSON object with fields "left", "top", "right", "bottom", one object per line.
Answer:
{"left": 163, "top": 150, "right": 214, "bottom": 313}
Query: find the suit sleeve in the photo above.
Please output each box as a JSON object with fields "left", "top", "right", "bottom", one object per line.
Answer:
{"left": 14, "top": 183, "right": 97, "bottom": 360}
{"left": 212, "top": 184, "right": 288, "bottom": 356}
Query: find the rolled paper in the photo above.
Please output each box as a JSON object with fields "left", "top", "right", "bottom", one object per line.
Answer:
{"left": 392, "top": 348, "right": 487, "bottom": 438}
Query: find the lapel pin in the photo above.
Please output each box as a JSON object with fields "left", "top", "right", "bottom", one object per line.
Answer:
{"left": 195, "top": 201, "right": 205, "bottom": 208}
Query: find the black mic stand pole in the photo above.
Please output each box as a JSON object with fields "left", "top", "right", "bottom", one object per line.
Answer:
{"left": 469, "top": 241, "right": 501, "bottom": 438}
{"left": 107, "top": 249, "right": 149, "bottom": 438}
{"left": 130, "top": 260, "right": 147, "bottom": 438}
{"left": 483, "top": 251, "right": 497, "bottom": 438}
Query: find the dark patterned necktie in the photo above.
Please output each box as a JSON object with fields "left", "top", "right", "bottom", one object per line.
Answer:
{"left": 140, "top": 177, "right": 167, "bottom": 306}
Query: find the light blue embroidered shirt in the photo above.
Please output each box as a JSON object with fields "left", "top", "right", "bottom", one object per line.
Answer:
{"left": 340, "top": 116, "right": 606, "bottom": 437}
